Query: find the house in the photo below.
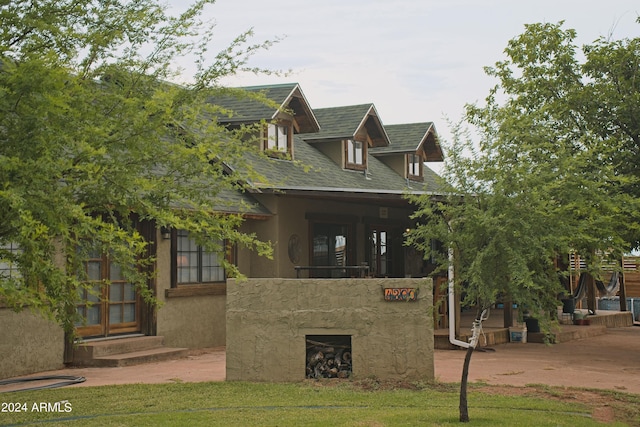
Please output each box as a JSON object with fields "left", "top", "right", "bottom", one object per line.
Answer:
{"left": 0, "top": 82, "right": 444, "bottom": 379}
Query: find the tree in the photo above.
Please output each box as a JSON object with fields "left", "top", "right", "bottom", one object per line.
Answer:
{"left": 408, "top": 21, "right": 640, "bottom": 422}
{"left": 0, "top": 0, "right": 275, "bottom": 336}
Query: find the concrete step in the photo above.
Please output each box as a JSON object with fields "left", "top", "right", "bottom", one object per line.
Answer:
{"left": 528, "top": 324, "right": 607, "bottom": 343}
{"left": 75, "top": 336, "right": 165, "bottom": 358}
{"left": 72, "top": 335, "right": 189, "bottom": 367}
{"left": 85, "top": 347, "right": 190, "bottom": 368}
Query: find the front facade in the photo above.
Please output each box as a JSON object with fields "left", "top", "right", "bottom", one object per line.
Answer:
{"left": 1, "top": 82, "right": 444, "bottom": 378}
{"left": 155, "top": 83, "right": 444, "bottom": 348}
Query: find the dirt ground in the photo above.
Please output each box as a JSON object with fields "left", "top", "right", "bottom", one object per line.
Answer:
{"left": 3, "top": 327, "right": 640, "bottom": 393}
{"left": 2, "top": 327, "right": 640, "bottom": 423}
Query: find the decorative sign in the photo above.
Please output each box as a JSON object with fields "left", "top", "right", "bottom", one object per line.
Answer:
{"left": 383, "top": 288, "right": 418, "bottom": 302}
{"left": 379, "top": 207, "right": 388, "bottom": 219}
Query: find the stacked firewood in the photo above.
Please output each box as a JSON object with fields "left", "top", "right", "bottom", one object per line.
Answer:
{"left": 305, "top": 339, "right": 352, "bottom": 379}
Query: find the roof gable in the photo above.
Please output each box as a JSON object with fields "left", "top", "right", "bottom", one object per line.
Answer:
{"left": 302, "top": 104, "right": 390, "bottom": 147}
{"left": 208, "top": 83, "right": 320, "bottom": 133}
{"left": 373, "top": 122, "right": 444, "bottom": 161}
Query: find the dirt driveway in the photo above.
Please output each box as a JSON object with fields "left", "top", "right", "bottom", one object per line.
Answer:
{"left": 436, "top": 327, "right": 640, "bottom": 394}
{"left": 2, "top": 327, "right": 640, "bottom": 394}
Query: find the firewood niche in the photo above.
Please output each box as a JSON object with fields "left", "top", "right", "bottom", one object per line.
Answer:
{"left": 306, "top": 335, "right": 352, "bottom": 379}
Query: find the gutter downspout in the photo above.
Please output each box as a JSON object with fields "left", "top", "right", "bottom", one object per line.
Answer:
{"left": 448, "top": 247, "right": 471, "bottom": 349}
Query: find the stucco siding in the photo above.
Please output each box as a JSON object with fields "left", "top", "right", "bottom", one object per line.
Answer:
{"left": 226, "top": 278, "right": 434, "bottom": 382}
{"left": 156, "top": 295, "right": 226, "bottom": 348}
{"left": 0, "top": 308, "right": 65, "bottom": 379}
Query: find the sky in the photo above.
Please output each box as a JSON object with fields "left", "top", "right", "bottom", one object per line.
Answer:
{"left": 167, "top": 0, "right": 639, "bottom": 171}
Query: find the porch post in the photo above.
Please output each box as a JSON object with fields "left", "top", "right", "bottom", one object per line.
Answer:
{"left": 619, "top": 258, "right": 628, "bottom": 312}
{"left": 503, "top": 296, "right": 513, "bottom": 328}
{"left": 586, "top": 273, "right": 597, "bottom": 314}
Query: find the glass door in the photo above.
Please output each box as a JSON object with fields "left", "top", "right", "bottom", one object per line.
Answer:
{"left": 369, "top": 226, "right": 391, "bottom": 277}
{"left": 75, "top": 250, "right": 140, "bottom": 338}
{"left": 311, "top": 223, "right": 351, "bottom": 277}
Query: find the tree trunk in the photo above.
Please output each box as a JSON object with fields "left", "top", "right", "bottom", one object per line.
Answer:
{"left": 459, "top": 344, "right": 474, "bottom": 422}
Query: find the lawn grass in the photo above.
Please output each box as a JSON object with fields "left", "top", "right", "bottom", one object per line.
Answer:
{"left": 0, "top": 380, "right": 635, "bottom": 426}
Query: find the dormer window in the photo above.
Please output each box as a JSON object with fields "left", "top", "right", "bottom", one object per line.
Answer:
{"left": 264, "top": 123, "right": 292, "bottom": 157}
{"left": 345, "top": 139, "right": 366, "bottom": 170}
{"left": 407, "top": 153, "right": 423, "bottom": 181}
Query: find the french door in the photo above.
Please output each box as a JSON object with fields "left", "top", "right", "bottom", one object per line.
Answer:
{"left": 311, "top": 223, "right": 351, "bottom": 277}
{"left": 368, "top": 225, "right": 405, "bottom": 278}
{"left": 369, "top": 226, "right": 391, "bottom": 277}
{"left": 75, "top": 250, "right": 141, "bottom": 338}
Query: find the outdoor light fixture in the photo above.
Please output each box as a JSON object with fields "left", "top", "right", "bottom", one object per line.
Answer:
{"left": 160, "top": 226, "right": 171, "bottom": 240}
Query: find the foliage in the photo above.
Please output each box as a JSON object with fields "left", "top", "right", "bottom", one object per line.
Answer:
{"left": 0, "top": 0, "right": 276, "bottom": 334}
{"left": 408, "top": 20, "right": 640, "bottom": 422}
{"left": 409, "top": 20, "right": 640, "bottom": 319}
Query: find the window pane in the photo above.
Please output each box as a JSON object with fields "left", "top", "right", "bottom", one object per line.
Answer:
{"left": 124, "top": 283, "right": 136, "bottom": 300}
{"left": 110, "top": 283, "right": 122, "bottom": 302}
{"left": 202, "top": 266, "right": 224, "bottom": 282}
{"left": 347, "top": 140, "right": 354, "bottom": 163}
{"left": 201, "top": 246, "right": 224, "bottom": 282}
{"left": 109, "top": 304, "right": 122, "bottom": 323}
{"left": 124, "top": 303, "right": 136, "bottom": 322}
{"left": 74, "top": 307, "right": 85, "bottom": 326}
{"left": 87, "top": 261, "right": 101, "bottom": 280}
{"left": 110, "top": 263, "right": 123, "bottom": 280}
{"left": 87, "top": 305, "right": 101, "bottom": 325}
{"left": 267, "top": 124, "right": 277, "bottom": 149}
{"left": 87, "top": 284, "right": 101, "bottom": 303}
{"left": 354, "top": 141, "right": 363, "bottom": 164}
{"left": 277, "top": 125, "right": 288, "bottom": 150}
{"left": 177, "top": 230, "right": 200, "bottom": 284}
{"left": 0, "top": 242, "right": 21, "bottom": 279}
{"left": 347, "top": 140, "right": 364, "bottom": 165}
{"left": 182, "top": 267, "right": 198, "bottom": 283}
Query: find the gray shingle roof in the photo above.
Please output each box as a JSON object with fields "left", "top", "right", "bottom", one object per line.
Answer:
{"left": 209, "top": 83, "right": 300, "bottom": 123}
{"left": 374, "top": 122, "right": 435, "bottom": 153}
{"left": 302, "top": 104, "right": 374, "bottom": 141}
{"left": 213, "top": 188, "right": 272, "bottom": 217}
{"left": 214, "top": 84, "right": 444, "bottom": 196}
{"left": 209, "top": 83, "right": 321, "bottom": 134}
{"left": 245, "top": 133, "right": 442, "bottom": 195}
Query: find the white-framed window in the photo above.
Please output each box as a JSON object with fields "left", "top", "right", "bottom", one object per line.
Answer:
{"left": 266, "top": 123, "right": 290, "bottom": 153}
{"left": 0, "top": 242, "right": 21, "bottom": 279}
{"left": 407, "top": 153, "right": 422, "bottom": 179}
{"left": 346, "top": 139, "right": 365, "bottom": 169}
{"left": 176, "top": 230, "right": 225, "bottom": 284}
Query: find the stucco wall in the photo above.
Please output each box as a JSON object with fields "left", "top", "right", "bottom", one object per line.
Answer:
{"left": 156, "top": 295, "right": 226, "bottom": 348}
{"left": 0, "top": 308, "right": 65, "bottom": 379}
{"left": 154, "top": 231, "right": 227, "bottom": 348}
{"left": 226, "top": 278, "right": 434, "bottom": 382}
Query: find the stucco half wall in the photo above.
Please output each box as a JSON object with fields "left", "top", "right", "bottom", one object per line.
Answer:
{"left": 226, "top": 278, "right": 434, "bottom": 382}
{"left": 0, "top": 308, "right": 65, "bottom": 379}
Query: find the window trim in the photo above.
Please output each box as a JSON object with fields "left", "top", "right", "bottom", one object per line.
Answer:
{"left": 170, "top": 230, "right": 232, "bottom": 288}
{"left": 407, "top": 153, "right": 424, "bottom": 181}
{"left": 345, "top": 139, "right": 366, "bottom": 170}
{"left": 0, "top": 242, "right": 21, "bottom": 279}
{"left": 263, "top": 122, "right": 292, "bottom": 157}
